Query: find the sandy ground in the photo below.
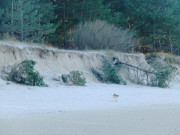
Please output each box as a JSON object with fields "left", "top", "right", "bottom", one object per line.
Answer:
{"left": 1, "top": 79, "right": 180, "bottom": 135}
{"left": 1, "top": 105, "right": 180, "bottom": 135}
{"left": 1, "top": 40, "right": 180, "bottom": 135}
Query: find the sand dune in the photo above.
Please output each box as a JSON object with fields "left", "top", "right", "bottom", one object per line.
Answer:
{"left": 0, "top": 40, "right": 151, "bottom": 83}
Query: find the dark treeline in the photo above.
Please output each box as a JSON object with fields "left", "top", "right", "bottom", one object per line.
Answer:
{"left": 0, "top": 0, "right": 180, "bottom": 54}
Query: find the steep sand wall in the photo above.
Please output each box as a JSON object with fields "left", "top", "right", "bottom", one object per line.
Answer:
{"left": 0, "top": 42, "right": 105, "bottom": 82}
{"left": 0, "top": 41, "right": 159, "bottom": 82}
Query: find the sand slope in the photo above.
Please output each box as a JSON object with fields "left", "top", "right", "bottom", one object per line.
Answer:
{"left": 0, "top": 40, "right": 151, "bottom": 83}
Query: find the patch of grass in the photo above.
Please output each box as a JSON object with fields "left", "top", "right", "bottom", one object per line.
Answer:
{"left": 156, "top": 52, "right": 179, "bottom": 57}
{"left": 145, "top": 52, "right": 157, "bottom": 60}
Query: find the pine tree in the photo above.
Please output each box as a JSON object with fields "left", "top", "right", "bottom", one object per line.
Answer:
{"left": 0, "top": 9, "right": 3, "bottom": 17}
{"left": 0, "top": 9, "right": 4, "bottom": 39}
{"left": 1, "top": 0, "right": 57, "bottom": 43}
{"left": 32, "top": 0, "right": 58, "bottom": 43}
{"left": 107, "top": 0, "right": 180, "bottom": 53}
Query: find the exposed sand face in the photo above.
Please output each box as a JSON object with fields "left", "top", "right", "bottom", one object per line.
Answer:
{"left": 1, "top": 105, "right": 180, "bottom": 135}
{"left": 0, "top": 41, "right": 152, "bottom": 83}
{"left": 0, "top": 41, "right": 104, "bottom": 82}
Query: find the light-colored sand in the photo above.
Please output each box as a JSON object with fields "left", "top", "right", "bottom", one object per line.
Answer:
{"left": 1, "top": 80, "right": 180, "bottom": 135}
{"left": 0, "top": 40, "right": 151, "bottom": 83}
{"left": 1, "top": 105, "right": 180, "bottom": 135}
{"left": 0, "top": 41, "right": 180, "bottom": 135}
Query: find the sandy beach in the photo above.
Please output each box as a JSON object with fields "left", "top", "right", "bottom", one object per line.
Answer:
{"left": 1, "top": 105, "right": 180, "bottom": 135}
{"left": 1, "top": 82, "right": 180, "bottom": 135}
{"left": 1, "top": 80, "right": 180, "bottom": 135}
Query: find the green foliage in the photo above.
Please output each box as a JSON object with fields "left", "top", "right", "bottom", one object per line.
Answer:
{"left": 92, "top": 60, "right": 126, "bottom": 85}
{"left": 102, "top": 60, "right": 121, "bottom": 84}
{"left": 144, "top": 53, "right": 177, "bottom": 88}
{"left": 62, "top": 71, "right": 86, "bottom": 86}
{"left": 0, "top": 0, "right": 180, "bottom": 54}
{"left": 121, "top": 53, "right": 177, "bottom": 88}
{"left": 1, "top": 0, "right": 57, "bottom": 43}
{"left": 62, "top": 74, "right": 68, "bottom": 83}
{"left": 150, "top": 64, "right": 177, "bottom": 88}
{"left": 0, "top": 9, "right": 4, "bottom": 36}
{"left": 9, "top": 60, "right": 48, "bottom": 87}
{"left": 0, "top": 9, "right": 3, "bottom": 18}
{"left": 33, "top": 0, "right": 58, "bottom": 43}
{"left": 105, "top": 0, "right": 180, "bottom": 55}
{"left": 91, "top": 68, "right": 104, "bottom": 82}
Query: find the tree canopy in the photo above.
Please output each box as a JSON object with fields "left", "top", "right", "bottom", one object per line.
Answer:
{"left": 0, "top": 0, "right": 180, "bottom": 54}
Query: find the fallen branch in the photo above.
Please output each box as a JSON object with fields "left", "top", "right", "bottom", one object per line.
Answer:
{"left": 112, "top": 57, "right": 154, "bottom": 74}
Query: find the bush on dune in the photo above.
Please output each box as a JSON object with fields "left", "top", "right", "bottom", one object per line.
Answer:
{"left": 92, "top": 60, "right": 126, "bottom": 85}
{"left": 149, "top": 62, "right": 177, "bottom": 88}
{"left": 62, "top": 71, "right": 86, "bottom": 86}
{"left": 9, "top": 60, "right": 48, "bottom": 87}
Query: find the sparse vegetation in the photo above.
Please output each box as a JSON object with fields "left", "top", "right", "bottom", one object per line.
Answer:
{"left": 9, "top": 60, "right": 48, "bottom": 87}
{"left": 92, "top": 60, "right": 126, "bottom": 85}
{"left": 148, "top": 63, "right": 177, "bottom": 88}
{"left": 145, "top": 53, "right": 158, "bottom": 62}
{"left": 71, "top": 20, "right": 137, "bottom": 51}
{"left": 111, "top": 56, "right": 177, "bottom": 88}
{"left": 145, "top": 52, "right": 180, "bottom": 64}
{"left": 62, "top": 71, "right": 86, "bottom": 86}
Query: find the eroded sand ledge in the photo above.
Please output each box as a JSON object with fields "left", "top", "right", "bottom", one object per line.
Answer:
{"left": 0, "top": 40, "right": 150, "bottom": 83}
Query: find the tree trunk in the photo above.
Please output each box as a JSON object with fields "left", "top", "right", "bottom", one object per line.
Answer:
{"left": 20, "top": 0, "right": 24, "bottom": 41}
{"left": 138, "top": 38, "right": 141, "bottom": 52}
{"left": 63, "top": 0, "right": 66, "bottom": 47}
{"left": 169, "top": 29, "right": 173, "bottom": 53}
{"left": 89, "top": 9, "right": 92, "bottom": 19}
{"left": 80, "top": 0, "right": 85, "bottom": 18}
{"left": 129, "top": 23, "right": 131, "bottom": 32}
{"left": 159, "top": 39, "right": 161, "bottom": 51}
{"left": 153, "top": 21, "right": 156, "bottom": 51}
{"left": 11, "top": 1, "right": 14, "bottom": 37}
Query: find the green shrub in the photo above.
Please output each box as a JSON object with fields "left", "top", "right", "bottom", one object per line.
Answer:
{"left": 92, "top": 60, "right": 126, "bottom": 85}
{"left": 91, "top": 68, "right": 104, "bottom": 82}
{"left": 62, "top": 74, "right": 68, "bottom": 83}
{"left": 150, "top": 65, "right": 177, "bottom": 88}
{"left": 62, "top": 71, "right": 86, "bottom": 86}
{"left": 9, "top": 60, "right": 48, "bottom": 87}
{"left": 102, "top": 60, "right": 121, "bottom": 84}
